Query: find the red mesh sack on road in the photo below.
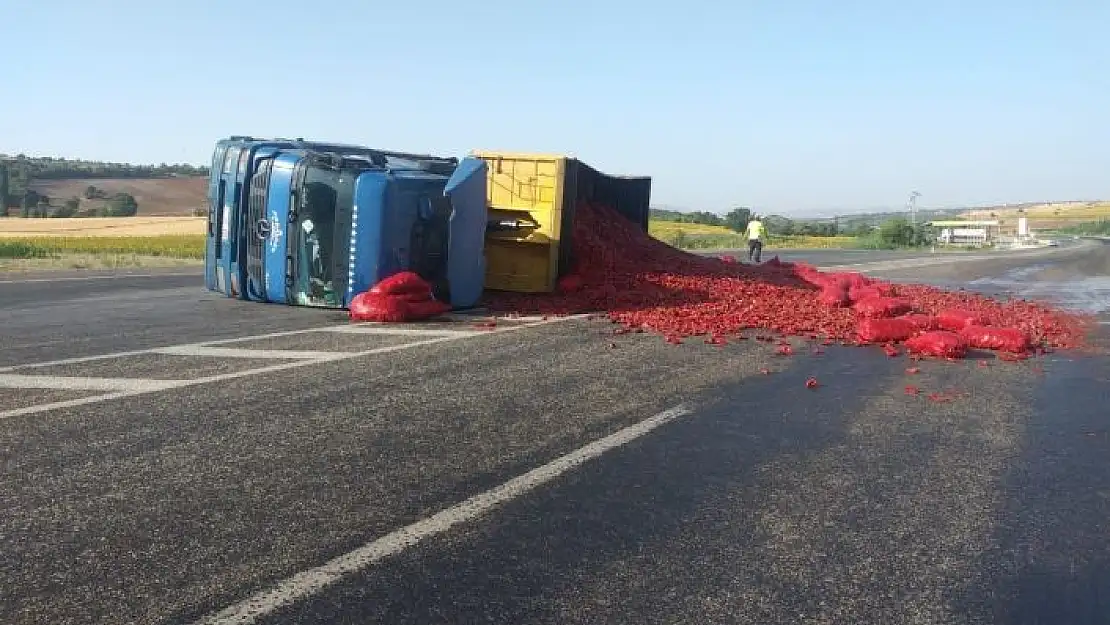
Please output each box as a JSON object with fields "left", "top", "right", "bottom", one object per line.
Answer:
{"left": 369, "top": 271, "right": 433, "bottom": 298}
{"left": 406, "top": 299, "right": 452, "bottom": 320}
{"left": 349, "top": 292, "right": 411, "bottom": 323}
{"left": 857, "top": 318, "right": 920, "bottom": 343}
{"left": 853, "top": 297, "right": 913, "bottom": 319}
{"left": 900, "top": 314, "right": 939, "bottom": 331}
{"left": 818, "top": 285, "right": 851, "bottom": 307}
{"left": 959, "top": 325, "right": 1030, "bottom": 353}
{"left": 826, "top": 272, "right": 871, "bottom": 290}
{"left": 936, "top": 309, "right": 989, "bottom": 332}
{"left": 905, "top": 331, "right": 969, "bottom": 359}
{"left": 353, "top": 271, "right": 448, "bottom": 322}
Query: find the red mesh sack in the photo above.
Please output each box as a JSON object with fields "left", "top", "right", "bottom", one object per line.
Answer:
{"left": 936, "top": 309, "right": 989, "bottom": 332}
{"left": 558, "top": 274, "right": 585, "bottom": 293}
{"left": 900, "top": 314, "right": 938, "bottom": 331}
{"left": 959, "top": 325, "right": 1030, "bottom": 353}
{"left": 406, "top": 299, "right": 452, "bottom": 320}
{"left": 818, "top": 285, "right": 851, "bottom": 307}
{"left": 872, "top": 282, "right": 898, "bottom": 296}
{"left": 857, "top": 317, "right": 920, "bottom": 343}
{"left": 349, "top": 292, "right": 410, "bottom": 322}
{"left": 369, "top": 271, "right": 433, "bottom": 297}
{"left": 827, "top": 272, "right": 871, "bottom": 289}
{"left": 905, "top": 331, "right": 969, "bottom": 359}
{"left": 853, "top": 297, "right": 913, "bottom": 319}
{"left": 849, "top": 286, "right": 884, "bottom": 303}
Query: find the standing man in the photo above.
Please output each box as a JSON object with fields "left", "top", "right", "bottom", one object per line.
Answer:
{"left": 745, "top": 215, "right": 765, "bottom": 263}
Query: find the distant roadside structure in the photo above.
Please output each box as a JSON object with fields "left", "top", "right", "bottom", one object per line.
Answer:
{"left": 925, "top": 220, "right": 1001, "bottom": 247}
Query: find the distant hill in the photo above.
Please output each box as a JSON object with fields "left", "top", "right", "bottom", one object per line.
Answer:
{"left": 29, "top": 177, "right": 207, "bottom": 216}
{"left": 0, "top": 154, "right": 208, "bottom": 216}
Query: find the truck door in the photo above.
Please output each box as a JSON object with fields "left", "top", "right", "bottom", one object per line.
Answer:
{"left": 230, "top": 148, "right": 255, "bottom": 299}
{"left": 285, "top": 157, "right": 355, "bottom": 308}
{"left": 443, "top": 157, "right": 489, "bottom": 308}
{"left": 215, "top": 146, "right": 241, "bottom": 296}
{"left": 204, "top": 144, "right": 228, "bottom": 292}
{"left": 262, "top": 152, "right": 301, "bottom": 303}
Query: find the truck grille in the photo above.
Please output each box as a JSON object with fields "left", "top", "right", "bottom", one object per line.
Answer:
{"left": 246, "top": 159, "right": 273, "bottom": 299}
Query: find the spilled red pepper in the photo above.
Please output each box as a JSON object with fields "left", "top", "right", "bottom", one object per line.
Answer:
{"left": 482, "top": 202, "right": 1091, "bottom": 359}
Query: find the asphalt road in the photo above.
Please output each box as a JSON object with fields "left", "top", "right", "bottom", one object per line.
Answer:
{"left": 1, "top": 244, "right": 1107, "bottom": 625}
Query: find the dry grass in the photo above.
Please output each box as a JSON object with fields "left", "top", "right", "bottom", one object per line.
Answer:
{"left": 28, "top": 176, "right": 208, "bottom": 216}
{"left": 648, "top": 220, "right": 736, "bottom": 237}
{"left": 0, "top": 216, "right": 206, "bottom": 237}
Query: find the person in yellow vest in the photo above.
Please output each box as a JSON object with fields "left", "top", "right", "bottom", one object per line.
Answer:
{"left": 745, "top": 216, "right": 766, "bottom": 263}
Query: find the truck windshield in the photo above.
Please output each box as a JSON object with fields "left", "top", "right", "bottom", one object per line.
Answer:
{"left": 292, "top": 165, "right": 355, "bottom": 307}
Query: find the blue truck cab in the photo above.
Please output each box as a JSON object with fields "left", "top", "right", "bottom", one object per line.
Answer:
{"left": 205, "top": 136, "right": 301, "bottom": 297}
{"left": 204, "top": 136, "right": 488, "bottom": 309}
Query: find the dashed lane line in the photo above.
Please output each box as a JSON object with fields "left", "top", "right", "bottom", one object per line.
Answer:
{"left": 0, "top": 319, "right": 497, "bottom": 374}
{"left": 0, "top": 326, "right": 336, "bottom": 374}
{"left": 0, "top": 315, "right": 587, "bottom": 420}
{"left": 192, "top": 403, "right": 693, "bottom": 625}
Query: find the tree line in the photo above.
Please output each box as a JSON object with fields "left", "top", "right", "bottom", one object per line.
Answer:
{"left": 652, "top": 205, "right": 941, "bottom": 249}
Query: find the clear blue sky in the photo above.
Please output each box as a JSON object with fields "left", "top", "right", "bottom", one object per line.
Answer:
{"left": 3, "top": 0, "right": 1107, "bottom": 216}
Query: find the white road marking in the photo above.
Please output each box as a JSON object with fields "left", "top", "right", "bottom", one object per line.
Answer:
{"left": 319, "top": 325, "right": 485, "bottom": 337}
{"left": 151, "top": 346, "right": 341, "bottom": 360}
{"left": 192, "top": 403, "right": 692, "bottom": 625}
{"left": 0, "top": 315, "right": 587, "bottom": 420}
{"left": 0, "top": 271, "right": 199, "bottom": 285}
{"left": 0, "top": 316, "right": 535, "bottom": 374}
{"left": 0, "top": 374, "right": 175, "bottom": 392}
{"left": 0, "top": 327, "right": 345, "bottom": 374}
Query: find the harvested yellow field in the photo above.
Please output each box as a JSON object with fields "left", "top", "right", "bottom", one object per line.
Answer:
{"left": 963, "top": 201, "right": 1110, "bottom": 229}
{"left": 0, "top": 216, "right": 207, "bottom": 238}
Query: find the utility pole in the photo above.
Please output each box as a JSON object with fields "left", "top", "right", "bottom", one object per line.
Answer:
{"left": 907, "top": 191, "right": 921, "bottom": 226}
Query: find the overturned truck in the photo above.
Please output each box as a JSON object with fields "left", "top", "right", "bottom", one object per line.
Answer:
{"left": 203, "top": 137, "right": 654, "bottom": 310}
{"left": 204, "top": 136, "right": 488, "bottom": 309}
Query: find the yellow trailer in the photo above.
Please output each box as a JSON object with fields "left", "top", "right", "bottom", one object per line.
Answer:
{"left": 471, "top": 151, "right": 651, "bottom": 293}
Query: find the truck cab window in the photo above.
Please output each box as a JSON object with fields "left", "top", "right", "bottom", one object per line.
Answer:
{"left": 292, "top": 170, "right": 347, "bottom": 307}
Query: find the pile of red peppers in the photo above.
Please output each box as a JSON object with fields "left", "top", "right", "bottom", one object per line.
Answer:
{"left": 483, "top": 202, "right": 1091, "bottom": 357}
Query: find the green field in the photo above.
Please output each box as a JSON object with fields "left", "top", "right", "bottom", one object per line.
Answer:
{"left": 0, "top": 234, "right": 205, "bottom": 270}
